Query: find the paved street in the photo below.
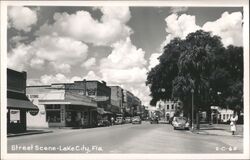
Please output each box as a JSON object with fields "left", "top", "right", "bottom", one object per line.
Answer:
{"left": 8, "top": 121, "right": 243, "bottom": 154}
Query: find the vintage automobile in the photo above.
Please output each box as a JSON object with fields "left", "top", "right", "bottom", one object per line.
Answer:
{"left": 172, "top": 117, "right": 190, "bottom": 130}
{"left": 115, "top": 117, "right": 124, "bottom": 125}
{"left": 132, "top": 116, "right": 142, "bottom": 124}
{"left": 125, "top": 117, "right": 132, "bottom": 123}
{"left": 97, "top": 119, "right": 111, "bottom": 127}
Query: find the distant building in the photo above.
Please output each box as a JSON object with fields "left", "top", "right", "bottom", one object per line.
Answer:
{"left": 132, "top": 96, "right": 142, "bottom": 116}
{"left": 210, "top": 106, "right": 234, "bottom": 123}
{"left": 156, "top": 100, "right": 181, "bottom": 121}
{"left": 109, "top": 86, "right": 123, "bottom": 115}
{"left": 7, "top": 68, "right": 38, "bottom": 133}
{"left": 123, "top": 90, "right": 134, "bottom": 116}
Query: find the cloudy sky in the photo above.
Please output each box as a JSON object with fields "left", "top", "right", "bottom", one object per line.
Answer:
{"left": 7, "top": 6, "right": 243, "bottom": 106}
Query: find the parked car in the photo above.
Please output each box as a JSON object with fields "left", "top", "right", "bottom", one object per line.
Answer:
{"left": 132, "top": 116, "right": 141, "bottom": 124}
{"left": 172, "top": 117, "right": 190, "bottom": 130}
{"left": 97, "top": 119, "right": 111, "bottom": 127}
{"left": 125, "top": 117, "right": 132, "bottom": 123}
{"left": 115, "top": 117, "right": 124, "bottom": 125}
{"left": 150, "top": 116, "right": 159, "bottom": 124}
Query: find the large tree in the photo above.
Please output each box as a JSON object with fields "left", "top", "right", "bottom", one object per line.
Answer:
{"left": 146, "top": 38, "right": 185, "bottom": 105}
{"left": 146, "top": 30, "right": 243, "bottom": 123}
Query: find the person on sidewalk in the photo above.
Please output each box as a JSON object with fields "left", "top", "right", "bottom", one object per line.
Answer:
{"left": 111, "top": 117, "right": 114, "bottom": 126}
{"left": 230, "top": 112, "right": 238, "bottom": 135}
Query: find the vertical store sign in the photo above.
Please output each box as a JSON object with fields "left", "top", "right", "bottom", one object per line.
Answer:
{"left": 61, "top": 105, "right": 65, "bottom": 122}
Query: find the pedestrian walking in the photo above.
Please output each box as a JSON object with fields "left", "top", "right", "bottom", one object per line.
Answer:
{"left": 230, "top": 112, "right": 238, "bottom": 135}
{"left": 111, "top": 117, "right": 114, "bottom": 126}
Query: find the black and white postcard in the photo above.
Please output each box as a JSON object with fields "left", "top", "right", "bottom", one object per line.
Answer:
{"left": 1, "top": 0, "right": 249, "bottom": 160}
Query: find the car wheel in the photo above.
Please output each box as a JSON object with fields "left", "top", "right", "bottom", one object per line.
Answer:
{"left": 174, "top": 127, "right": 176, "bottom": 130}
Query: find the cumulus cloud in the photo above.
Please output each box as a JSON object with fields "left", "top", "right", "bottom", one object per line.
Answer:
{"left": 161, "top": 13, "right": 200, "bottom": 48}
{"left": 27, "top": 71, "right": 102, "bottom": 86}
{"left": 148, "top": 53, "right": 161, "bottom": 70}
{"left": 83, "top": 71, "right": 102, "bottom": 81}
{"left": 98, "top": 37, "right": 150, "bottom": 105}
{"left": 203, "top": 12, "right": 243, "bottom": 47}
{"left": 81, "top": 57, "right": 96, "bottom": 69}
{"left": 36, "top": 7, "right": 132, "bottom": 46}
{"left": 27, "top": 73, "right": 83, "bottom": 86}
{"left": 101, "top": 67, "right": 148, "bottom": 84}
{"left": 101, "top": 37, "right": 146, "bottom": 69}
{"left": 8, "top": 6, "right": 37, "bottom": 32}
{"left": 162, "top": 11, "right": 243, "bottom": 48}
{"left": 7, "top": 44, "right": 33, "bottom": 71}
{"left": 8, "top": 35, "right": 88, "bottom": 72}
{"left": 100, "top": 37, "right": 147, "bottom": 84}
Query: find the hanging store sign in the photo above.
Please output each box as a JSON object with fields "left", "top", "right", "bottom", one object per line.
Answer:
{"left": 29, "top": 109, "right": 39, "bottom": 116}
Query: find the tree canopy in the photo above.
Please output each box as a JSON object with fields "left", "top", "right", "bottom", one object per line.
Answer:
{"left": 146, "top": 30, "right": 243, "bottom": 116}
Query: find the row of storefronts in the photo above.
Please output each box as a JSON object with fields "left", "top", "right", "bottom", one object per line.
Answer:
{"left": 7, "top": 68, "right": 144, "bottom": 132}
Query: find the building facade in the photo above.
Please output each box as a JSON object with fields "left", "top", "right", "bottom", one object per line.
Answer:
{"left": 122, "top": 90, "right": 134, "bottom": 116}
{"left": 132, "top": 96, "right": 142, "bottom": 116}
{"left": 109, "top": 86, "right": 123, "bottom": 115}
{"left": 210, "top": 106, "right": 234, "bottom": 123}
{"left": 156, "top": 100, "right": 181, "bottom": 121}
{"left": 26, "top": 83, "right": 97, "bottom": 128}
{"left": 85, "top": 81, "right": 111, "bottom": 112}
{"left": 7, "top": 68, "right": 38, "bottom": 133}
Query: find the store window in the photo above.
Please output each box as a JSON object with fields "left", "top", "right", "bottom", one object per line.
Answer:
{"left": 46, "top": 105, "right": 61, "bottom": 123}
{"left": 46, "top": 111, "right": 61, "bottom": 123}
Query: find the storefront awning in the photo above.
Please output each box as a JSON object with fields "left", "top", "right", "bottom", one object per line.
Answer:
{"left": 7, "top": 98, "right": 39, "bottom": 110}
{"left": 38, "top": 91, "right": 97, "bottom": 108}
{"left": 39, "top": 99, "right": 97, "bottom": 108}
{"left": 105, "top": 111, "right": 113, "bottom": 115}
{"left": 96, "top": 107, "right": 106, "bottom": 114}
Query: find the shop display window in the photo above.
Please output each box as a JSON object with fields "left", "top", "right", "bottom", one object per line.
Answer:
{"left": 46, "top": 104, "right": 61, "bottom": 123}
{"left": 46, "top": 110, "right": 61, "bottom": 123}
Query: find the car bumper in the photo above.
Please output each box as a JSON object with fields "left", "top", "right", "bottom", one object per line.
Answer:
{"left": 174, "top": 126, "right": 189, "bottom": 130}
{"left": 132, "top": 121, "right": 141, "bottom": 124}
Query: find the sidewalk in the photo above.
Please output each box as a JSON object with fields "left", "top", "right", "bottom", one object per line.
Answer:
{"left": 7, "top": 129, "right": 53, "bottom": 137}
{"left": 191, "top": 124, "right": 243, "bottom": 137}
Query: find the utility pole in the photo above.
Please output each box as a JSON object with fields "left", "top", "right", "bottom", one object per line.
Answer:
{"left": 191, "top": 89, "right": 194, "bottom": 131}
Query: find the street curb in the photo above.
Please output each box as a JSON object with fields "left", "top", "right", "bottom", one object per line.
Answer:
{"left": 191, "top": 131, "right": 243, "bottom": 137}
{"left": 7, "top": 130, "right": 53, "bottom": 137}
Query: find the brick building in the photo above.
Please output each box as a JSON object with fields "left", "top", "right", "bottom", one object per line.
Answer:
{"left": 7, "top": 68, "right": 38, "bottom": 133}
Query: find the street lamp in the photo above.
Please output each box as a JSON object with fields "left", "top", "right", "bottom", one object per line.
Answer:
{"left": 217, "top": 91, "right": 222, "bottom": 124}
{"left": 191, "top": 89, "right": 194, "bottom": 131}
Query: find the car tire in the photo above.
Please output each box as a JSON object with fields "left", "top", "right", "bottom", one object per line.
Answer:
{"left": 174, "top": 127, "right": 176, "bottom": 130}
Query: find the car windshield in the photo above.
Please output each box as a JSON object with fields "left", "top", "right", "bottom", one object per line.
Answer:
{"left": 176, "top": 117, "right": 187, "bottom": 123}
{"left": 133, "top": 116, "right": 140, "bottom": 119}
